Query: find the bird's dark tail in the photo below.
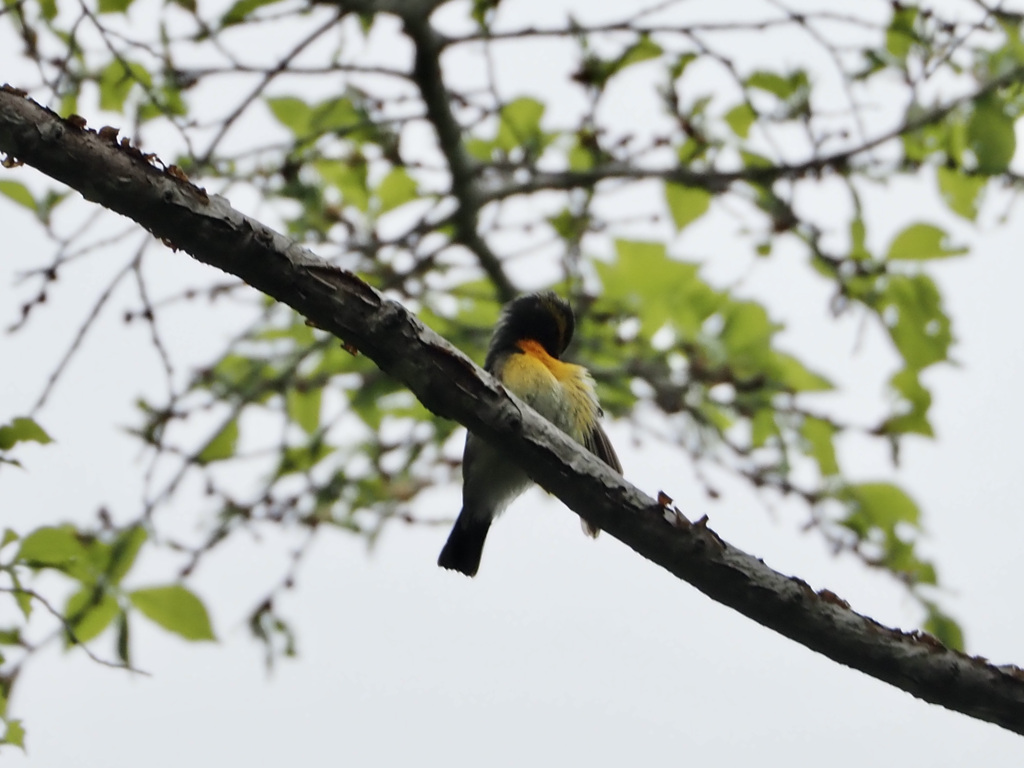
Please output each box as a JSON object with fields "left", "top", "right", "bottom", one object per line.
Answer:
{"left": 438, "top": 510, "right": 491, "bottom": 577}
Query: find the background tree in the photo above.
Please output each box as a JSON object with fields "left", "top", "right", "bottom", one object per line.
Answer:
{"left": 2, "top": 0, "right": 1024, "bottom": 761}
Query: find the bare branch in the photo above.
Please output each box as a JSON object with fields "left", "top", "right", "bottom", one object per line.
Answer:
{"left": 476, "top": 62, "right": 1024, "bottom": 202}
{"left": 31, "top": 249, "right": 137, "bottom": 412}
{"left": 400, "top": 9, "right": 517, "bottom": 300}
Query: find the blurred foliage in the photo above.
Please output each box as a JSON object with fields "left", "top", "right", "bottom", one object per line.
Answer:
{"left": 4, "top": 0, "right": 1024, "bottom": 747}
{"left": 0, "top": 424, "right": 213, "bottom": 748}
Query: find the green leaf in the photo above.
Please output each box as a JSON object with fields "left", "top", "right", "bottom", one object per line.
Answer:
{"left": 9, "top": 573, "right": 31, "bottom": 618}
{"left": 801, "top": 417, "right": 838, "bottom": 476}
{"left": 465, "top": 138, "right": 495, "bottom": 162}
{"left": 197, "top": 419, "right": 239, "bottom": 464}
{"left": 669, "top": 52, "right": 697, "bottom": 80}
{"left": 840, "top": 482, "right": 922, "bottom": 535}
{"left": 676, "top": 137, "right": 703, "bottom": 165}
{"left": 16, "top": 526, "right": 86, "bottom": 567}
{"left": 750, "top": 409, "right": 776, "bottom": 448}
{"left": 0, "top": 530, "right": 17, "bottom": 550}
{"left": 724, "top": 103, "right": 756, "bottom": 138}
{"left": 107, "top": 526, "right": 147, "bottom": 584}
{"left": 936, "top": 166, "right": 985, "bottom": 221}
{"left": 375, "top": 167, "right": 418, "bottom": 213}
{"left": 923, "top": 602, "right": 965, "bottom": 651}
{"left": 316, "top": 158, "right": 369, "bottom": 212}
{"left": 574, "top": 37, "right": 661, "bottom": 89}
{"left": 664, "top": 183, "right": 712, "bottom": 232}
{"left": 772, "top": 352, "right": 833, "bottom": 392}
{"left": 568, "top": 140, "right": 597, "bottom": 171}
{"left": 0, "top": 629, "right": 22, "bottom": 646}
{"left": 901, "top": 102, "right": 949, "bottom": 163}
{"left": 277, "top": 441, "right": 332, "bottom": 476}
{"left": 64, "top": 587, "right": 119, "bottom": 644}
{"left": 747, "top": 71, "right": 794, "bottom": 99}
{"left": 266, "top": 97, "right": 313, "bottom": 137}
{"left": 62, "top": 536, "right": 112, "bottom": 584}
{"left": 739, "top": 150, "right": 773, "bottom": 169}
{"left": 885, "top": 5, "right": 918, "bottom": 60}
{"left": 548, "top": 208, "right": 588, "bottom": 241}
{"left": 880, "top": 367, "right": 934, "bottom": 437}
{"left": 221, "top": 0, "right": 284, "bottom": 25}
{"left": 849, "top": 217, "right": 870, "bottom": 261}
{"left": 880, "top": 274, "right": 952, "bottom": 370}
{"left": 0, "top": 417, "right": 52, "bottom": 450}
{"left": 746, "top": 70, "right": 809, "bottom": 118}
{"left": 0, "top": 182, "right": 36, "bottom": 212}
{"left": 471, "top": 0, "right": 500, "bottom": 26}
{"left": 947, "top": 116, "right": 969, "bottom": 165}
{"left": 0, "top": 677, "right": 9, "bottom": 716}
{"left": 59, "top": 91, "right": 80, "bottom": 121}
{"left": 130, "top": 585, "right": 216, "bottom": 641}
{"left": 882, "top": 537, "right": 936, "bottom": 585}
{"left": 98, "top": 0, "right": 134, "bottom": 13}
{"left": 886, "top": 223, "right": 967, "bottom": 261}
{"left": 98, "top": 60, "right": 152, "bottom": 112}
{"left": 967, "top": 97, "right": 1016, "bottom": 174}
{"left": 311, "top": 97, "right": 363, "bottom": 135}
{"left": 496, "top": 97, "right": 545, "bottom": 151}
{"left": 286, "top": 388, "right": 322, "bottom": 436}
{"left": 598, "top": 240, "right": 723, "bottom": 337}
{"left": 116, "top": 612, "right": 131, "bottom": 665}
{"left": 2, "top": 718, "right": 25, "bottom": 750}
{"left": 618, "top": 35, "right": 662, "bottom": 69}
{"left": 720, "top": 302, "right": 776, "bottom": 371}
{"left": 138, "top": 81, "right": 187, "bottom": 122}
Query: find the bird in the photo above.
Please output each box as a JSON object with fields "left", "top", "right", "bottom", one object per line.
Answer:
{"left": 437, "top": 290, "right": 621, "bottom": 577}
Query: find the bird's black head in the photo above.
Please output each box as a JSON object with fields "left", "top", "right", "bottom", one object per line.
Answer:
{"left": 485, "top": 291, "right": 575, "bottom": 369}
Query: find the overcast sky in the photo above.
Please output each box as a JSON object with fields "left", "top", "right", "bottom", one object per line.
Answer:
{"left": 4, "top": 1, "right": 1024, "bottom": 765}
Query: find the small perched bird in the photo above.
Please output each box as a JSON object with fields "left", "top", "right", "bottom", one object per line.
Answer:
{"left": 438, "top": 291, "right": 621, "bottom": 577}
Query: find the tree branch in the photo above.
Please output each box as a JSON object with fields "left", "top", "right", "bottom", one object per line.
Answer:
{"left": 3, "top": 86, "right": 1024, "bottom": 736}
{"left": 475, "top": 62, "right": 1024, "bottom": 203}
{"left": 316, "top": 0, "right": 517, "bottom": 300}
{"left": 399, "top": 9, "right": 517, "bottom": 301}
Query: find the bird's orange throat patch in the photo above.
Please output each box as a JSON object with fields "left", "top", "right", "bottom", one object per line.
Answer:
{"left": 515, "top": 338, "right": 575, "bottom": 381}
{"left": 507, "top": 337, "right": 598, "bottom": 440}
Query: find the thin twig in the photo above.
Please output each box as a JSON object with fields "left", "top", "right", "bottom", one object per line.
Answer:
{"left": 30, "top": 249, "right": 139, "bottom": 413}
{"left": 0, "top": 586, "right": 148, "bottom": 674}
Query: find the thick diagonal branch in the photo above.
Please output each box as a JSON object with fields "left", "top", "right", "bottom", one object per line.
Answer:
{"left": 2, "top": 88, "right": 1024, "bottom": 736}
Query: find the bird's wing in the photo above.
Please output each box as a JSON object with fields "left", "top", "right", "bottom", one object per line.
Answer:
{"left": 585, "top": 422, "right": 622, "bottom": 474}
{"left": 580, "top": 422, "right": 621, "bottom": 538}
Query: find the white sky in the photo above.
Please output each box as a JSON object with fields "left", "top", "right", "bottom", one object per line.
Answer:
{"left": 3, "top": 0, "right": 1024, "bottom": 765}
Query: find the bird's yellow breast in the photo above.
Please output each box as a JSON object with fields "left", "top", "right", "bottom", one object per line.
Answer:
{"left": 498, "top": 339, "right": 599, "bottom": 441}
